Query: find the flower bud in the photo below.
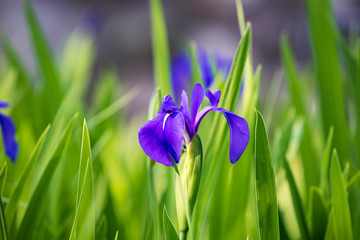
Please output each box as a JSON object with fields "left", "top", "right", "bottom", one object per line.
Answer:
{"left": 176, "top": 134, "right": 203, "bottom": 234}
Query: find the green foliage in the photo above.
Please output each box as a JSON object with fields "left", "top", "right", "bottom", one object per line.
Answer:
{"left": 255, "top": 110, "right": 280, "bottom": 240}
{"left": 0, "top": 0, "right": 359, "bottom": 239}
{"left": 163, "top": 206, "right": 179, "bottom": 240}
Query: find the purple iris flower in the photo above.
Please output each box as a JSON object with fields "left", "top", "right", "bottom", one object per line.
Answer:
{"left": 0, "top": 100, "right": 19, "bottom": 162}
{"left": 171, "top": 50, "right": 232, "bottom": 103}
{"left": 138, "top": 83, "right": 249, "bottom": 166}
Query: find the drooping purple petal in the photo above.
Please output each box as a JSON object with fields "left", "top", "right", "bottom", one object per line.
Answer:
{"left": 138, "top": 112, "right": 185, "bottom": 166}
{"left": 195, "top": 107, "right": 249, "bottom": 164}
{"left": 205, "top": 89, "right": 221, "bottom": 107}
{"left": 190, "top": 83, "right": 204, "bottom": 126}
{"left": 163, "top": 112, "right": 185, "bottom": 163}
{"left": 0, "top": 101, "right": 9, "bottom": 109}
{"left": 0, "top": 113, "right": 19, "bottom": 162}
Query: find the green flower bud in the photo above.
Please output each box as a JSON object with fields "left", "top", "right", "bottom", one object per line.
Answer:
{"left": 176, "top": 134, "right": 203, "bottom": 236}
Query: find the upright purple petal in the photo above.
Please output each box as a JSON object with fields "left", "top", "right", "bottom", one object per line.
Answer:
{"left": 190, "top": 83, "right": 204, "bottom": 126}
{"left": 195, "top": 107, "right": 249, "bottom": 164}
{"left": 0, "top": 101, "right": 9, "bottom": 109}
{"left": 138, "top": 112, "right": 185, "bottom": 166}
{"left": 205, "top": 89, "right": 221, "bottom": 107}
{"left": 181, "top": 91, "right": 193, "bottom": 137}
{"left": 0, "top": 113, "right": 19, "bottom": 162}
{"left": 160, "top": 95, "right": 179, "bottom": 114}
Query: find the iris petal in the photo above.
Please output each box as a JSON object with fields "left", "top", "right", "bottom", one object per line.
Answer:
{"left": 205, "top": 89, "right": 221, "bottom": 107}
{"left": 195, "top": 107, "right": 249, "bottom": 163}
{"left": 0, "top": 101, "right": 9, "bottom": 109}
{"left": 0, "top": 113, "right": 19, "bottom": 162}
{"left": 164, "top": 112, "right": 185, "bottom": 163}
{"left": 160, "top": 95, "right": 179, "bottom": 113}
{"left": 138, "top": 112, "right": 185, "bottom": 166}
{"left": 190, "top": 83, "right": 204, "bottom": 126}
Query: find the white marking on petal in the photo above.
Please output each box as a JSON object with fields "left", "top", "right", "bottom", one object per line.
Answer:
{"left": 163, "top": 113, "right": 170, "bottom": 130}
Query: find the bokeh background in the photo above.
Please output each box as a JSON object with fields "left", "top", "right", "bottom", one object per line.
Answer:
{"left": 0, "top": 0, "right": 359, "bottom": 110}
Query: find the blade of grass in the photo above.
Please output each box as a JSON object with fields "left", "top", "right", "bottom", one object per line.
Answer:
{"left": 0, "top": 195, "right": 8, "bottom": 240}
{"left": 255, "top": 110, "right": 280, "bottom": 240}
{"left": 23, "top": 0, "right": 62, "bottom": 111}
{"left": 88, "top": 87, "right": 140, "bottom": 130}
{"left": 330, "top": 149, "right": 353, "bottom": 240}
{"left": 163, "top": 205, "right": 179, "bottom": 240}
{"left": 320, "top": 127, "right": 334, "bottom": 191}
{"left": 283, "top": 158, "right": 310, "bottom": 240}
{"left": 69, "top": 157, "right": 91, "bottom": 240}
{"left": 16, "top": 113, "right": 78, "bottom": 240}
{"left": 306, "top": 0, "right": 350, "bottom": 163}
{"left": 0, "top": 163, "right": 7, "bottom": 195}
{"left": 150, "top": 0, "right": 171, "bottom": 95}
{"left": 308, "top": 187, "right": 328, "bottom": 240}
{"left": 75, "top": 119, "right": 95, "bottom": 239}
{"left": 5, "top": 124, "right": 50, "bottom": 230}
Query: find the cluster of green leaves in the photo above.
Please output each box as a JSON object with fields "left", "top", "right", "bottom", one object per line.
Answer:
{"left": 0, "top": 0, "right": 358, "bottom": 239}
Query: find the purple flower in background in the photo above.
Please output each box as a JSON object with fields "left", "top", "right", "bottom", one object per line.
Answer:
{"left": 0, "top": 101, "right": 18, "bottom": 162}
{"left": 171, "top": 50, "right": 231, "bottom": 103}
{"left": 138, "top": 83, "right": 249, "bottom": 166}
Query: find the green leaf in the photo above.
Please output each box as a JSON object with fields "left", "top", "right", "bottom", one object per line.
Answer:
{"left": 16, "top": 113, "right": 78, "bottom": 240}
{"left": 163, "top": 206, "right": 179, "bottom": 240}
{"left": 69, "top": 157, "right": 92, "bottom": 240}
{"left": 330, "top": 149, "right": 353, "bottom": 240}
{"left": 0, "top": 196, "right": 8, "bottom": 240}
{"left": 305, "top": 0, "right": 350, "bottom": 163}
{"left": 150, "top": 0, "right": 171, "bottom": 95}
{"left": 321, "top": 127, "right": 334, "bottom": 191}
{"left": 5, "top": 124, "right": 50, "bottom": 230}
{"left": 74, "top": 119, "right": 95, "bottom": 240}
{"left": 254, "top": 110, "right": 280, "bottom": 240}
{"left": 283, "top": 157, "right": 310, "bottom": 239}
{"left": 0, "top": 36, "right": 32, "bottom": 89}
{"left": 114, "top": 231, "right": 119, "bottom": 240}
{"left": 0, "top": 163, "right": 7, "bottom": 195}
{"left": 309, "top": 187, "right": 328, "bottom": 240}
{"left": 23, "top": 0, "right": 62, "bottom": 111}
{"left": 189, "top": 42, "right": 202, "bottom": 86}
{"left": 88, "top": 87, "right": 140, "bottom": 130}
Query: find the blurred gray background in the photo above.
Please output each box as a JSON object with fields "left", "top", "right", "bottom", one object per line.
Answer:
{"left": 0, "top": 0, "right": 359, "bottom": 109}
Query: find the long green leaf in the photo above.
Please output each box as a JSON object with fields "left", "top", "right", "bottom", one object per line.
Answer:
{"left": 306, "top": 0, "right": 350, "bottom": 163}
{"left": 150, "top": 0, "right": 171, "bottom": 95}
{"left": 309, "top": 187, "right": 328, "bottom": 240}
{"left": 330, "top": 149, "right": 353, "bottom": 240}
{"left": 283, "top": 158, "right": 310, "bottom": 240}
{"left": 23, "top": 0, "right": 62, "bottom": 108}
{"left": 75, "top": 119, "right": 95, "bottom": 239}
{"left": 88, "top": 87, "right": 140, "bottom": 130}
{"left": 0, "top": 163, "right": 7, "bottom": 195}
{"left": 16, "top": 114, "right": 78, "bottom": 240}
{"left": 5, "top": 125, "right": 51, "bottom": 229}
{"left": 255, "top": 110, "right": 280, "bottom": 240}
{"left": 0, "top": 196, "right": 8, "bottom": 240}
{"left": 163, "top": 206, "right": 179, "bottom": 240}
{"left": 69, "top": 157, "right": 91, "bottom": 240}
